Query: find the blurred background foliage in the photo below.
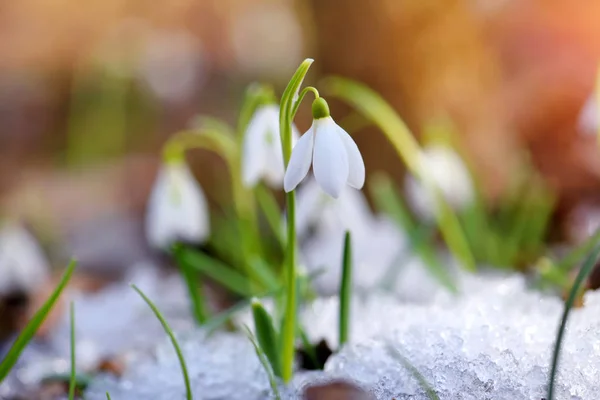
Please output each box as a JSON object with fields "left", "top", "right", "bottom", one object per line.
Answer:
{"left": 1, "top": 0, "right": 600, "bottom": 277}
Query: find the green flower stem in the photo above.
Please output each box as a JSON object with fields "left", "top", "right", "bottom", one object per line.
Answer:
{"left": 279, "top": 58, "right": 314, "bottom": 383}
{"left": 322, "top": 76, "right": 475, "bottom": 272}
{"left": 163, "top": 129, "right": 274, "bottom": 292}
{"left": 291, "top": 86, "right": 320, "bottom": 117}
{"left": 177, "top": 252, "right": 209, "bottom": 325}
{"left": 339, "top": 231, "right": 352, "bottom": 346}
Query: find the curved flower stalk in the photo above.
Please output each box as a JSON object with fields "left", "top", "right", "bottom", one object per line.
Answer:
{"left": 146, "top": 158, "right": 210, "bottom": 250}
{"left": 284, "top": 98, "right": 365, "bottom": 198}
{"left": 0, "top": 223, "right": 50, "bottom": 296}
{"left": 404, "top": 145, "right": 474, "bottom": 222}
{"left": 242, "top": 104, "right": 299, "bottom": 188}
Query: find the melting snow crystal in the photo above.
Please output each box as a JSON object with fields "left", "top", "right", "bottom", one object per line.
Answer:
{"left": 86, "top": 272, "right": 600, "bottom": 399}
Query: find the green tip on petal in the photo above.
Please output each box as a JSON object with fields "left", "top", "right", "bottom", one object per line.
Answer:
{"left": 312, "top": 97, "right": 330, "bottom": 120}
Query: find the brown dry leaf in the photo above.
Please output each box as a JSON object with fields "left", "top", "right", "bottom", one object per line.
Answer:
{"left": 303, "top": 380, "right": 375, "bottom": 400}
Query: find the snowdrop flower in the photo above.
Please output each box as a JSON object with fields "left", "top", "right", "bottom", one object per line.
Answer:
{"left": 146, "top": 161, "right": 210, "bottom": 250}
{"left": 0, "top": 223, "right": 50, "bottom": 296}
{"left": 405, "top": 145, "right": 474, "bottom": 222}
{"left": 284, "top": 98, "right": 365, "bottom": 198}
{"left": 242, "top": 104, "right": 298, "bottom": 188}
{"left": 578, "top": 93, "right": 599, "bottom": 136}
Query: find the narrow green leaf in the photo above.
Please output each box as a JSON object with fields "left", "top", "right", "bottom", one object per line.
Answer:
{"left": 251, "top": 299, "right": 282, "bottom": 378}
{"left": 279, "top": 58, "right": 314, "bottom": 162}
{"left": 106, "top": 393, "right": 112, "bottom": 400}
{"left": 255, "top": 184, "right": 285, "bottom": 246}
{"left": 386, "top": 344, "right": 440, "bottom": 400}
{"left": 555, "top": 230, "right": 600, "bottom": 275}
{"left": 69, "top": 301, "right": 76, "bottom": 400}
{"left": 242, "top": 325, "right": 281, "bottom": 400}
{"left": 0, "top": 259, "right": 77, "bottom": 382}
{"left": 174, "top": 244, "right": 209, "bottom": 325}
{"left": 370, "top": 173, "right": 457, "bottom": 292}
{"left": 247, "top": 257, "right": 280, "bottom": 292}
{"left": 323, "top": 76, "right": 475, "bottom": 272}
{"left": 132, "top": 285, "right": 193, "bottom": 400}
{"left": 547, "top": 242, "right": 600, "bottom": 400}
{"left": 174, "top": 246, "right": 253, "bottom": 297}
{"left": 339, "top": 231, "right": 352, "bottom": 346}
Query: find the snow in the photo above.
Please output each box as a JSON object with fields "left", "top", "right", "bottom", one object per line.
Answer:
{"left": 85, "top": 272, "right": 600, "bottom": 399}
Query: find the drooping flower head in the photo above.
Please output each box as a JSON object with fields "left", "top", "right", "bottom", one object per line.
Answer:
{"left": 241, "top": 104, "right": 299, "bottom": 188}
{"left": 283, "top": 97, "right": 365, "bottom": 198}
{"left": 145, "top": 159, "right": 210, "bottom": 250}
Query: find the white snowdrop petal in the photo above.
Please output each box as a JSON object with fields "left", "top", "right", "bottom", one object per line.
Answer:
{"left": 146, "top": 163, "right": 210, "bottom": 249}
{"left": 313, "top": 118, "right": 349, "bottom": 198}
{"left": 262, "top": 107, "right": 287, "bottom": 187}
{"left": 336, "top": 125, "right": 365, "bottom": 189}
{"left": 241, "top": 108, "right": 269, "bottom": 188}
{"left": 0, "top": 224, "right": 50, "bottom": 295}
{"left": 284, "top": 126, "right": 315, "bottom": 192}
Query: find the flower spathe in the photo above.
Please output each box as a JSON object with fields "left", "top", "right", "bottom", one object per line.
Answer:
{"left": 283, "top": 98, "right": 365, "bottom": 198}
{"left": 241, "top": 104, "right": 299, "bottom": 188}
{"left": 146, "top": 160, "right": 210, "bottom": 249}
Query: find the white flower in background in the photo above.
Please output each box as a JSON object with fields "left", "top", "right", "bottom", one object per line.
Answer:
{"left": 405, "top": 145, "right": 474, "bottom": 222}
{"left": 0, "top": 223, "right": 50, "bottom": 296}
{"left": 300, "top": 214, "right": 408, "bottom": 296}
{"left": 578, "top": 93, "right": 599, "bottom": 136}
{"left": 146, "top": 161, "right": 210, "bottom": 250}
{"left": 242, "top": 105, "right": 299, "bottom": 188}
{"left": 284, "top": 98, "right": 365, "bottom": 198}
{"left": 293, "top": 178, "right": 374, "bottom": 239}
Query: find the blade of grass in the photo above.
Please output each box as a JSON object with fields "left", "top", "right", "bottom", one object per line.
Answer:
{"left": 174, "top": 246, "right": 253, "bottom": 297}
{"left": 547, "top": 242, "right": 600, "bottom": 400}
{"left": 132, "top": 284, "right": 193, "bottom": 400}
{"left": 173, "top": 244, "right": 209, "bottom": 325}
{"left": 0, "top": 259, "right": 77, "bottom": 382}
{"left": 370, "top": 174, "right": 456, "bottom": 292}
{"left": 251, "top": 299, "right": 282, "bottom": 378}
{"left": 339, "top": 231, "right": 352, "bottom": 346}
{"left": 255, "top": 184, "right": 285, "bottom": 246}
{"left": 386, "top": 343, "right": 440, "bottom": 400}
{"left": 555, "top": 230, "right": 600, "bottom": 275}
{"left": 69, "top": 301, "right": 76, "bottom": 400}
{"left": 247, "top": 257, "right": 280, "bottom": 292}
{"left": 242, "top": 325, "right": 281, "bottom": 400}
{"left": 106, "top": 393, "right": 112, "bottom": 400}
